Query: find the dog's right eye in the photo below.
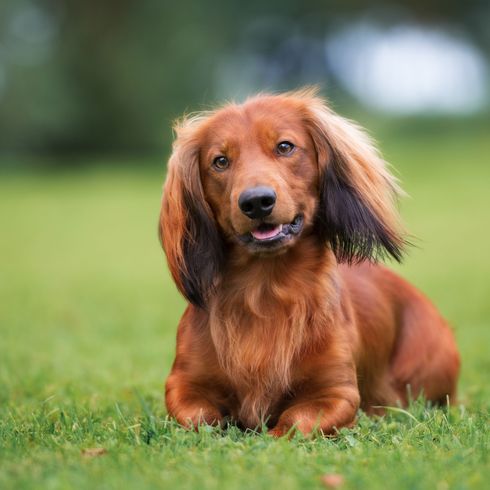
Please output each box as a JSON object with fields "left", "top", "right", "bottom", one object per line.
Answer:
{"left": 212, "top": 156, "right": 229, "bottom": 171}
{"left": 276, "top": 141, "right": 295, "bottom": 156}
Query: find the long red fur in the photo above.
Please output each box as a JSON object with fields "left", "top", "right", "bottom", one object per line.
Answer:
{"left": 159, "top": 89, "right": 460, "bottom": 436}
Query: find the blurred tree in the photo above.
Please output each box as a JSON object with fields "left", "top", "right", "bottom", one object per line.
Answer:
{"left": 0, "top": 0, "right": 488, "bottom": 157}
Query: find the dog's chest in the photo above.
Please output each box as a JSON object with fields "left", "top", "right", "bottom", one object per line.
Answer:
{"left": 207, "top": 255, "right": 337, "bottom": 427}
{"left": 208, "top": 298, "right": 313, "bottom": 427}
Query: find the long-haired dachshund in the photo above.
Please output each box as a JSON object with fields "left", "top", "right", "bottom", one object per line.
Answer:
{"left": 159, "top": 89, "right": 460, "bottom": 436}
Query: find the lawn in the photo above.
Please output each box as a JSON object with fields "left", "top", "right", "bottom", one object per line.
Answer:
{"left": 0, "top": 121, "right": 489, "bottom": 489}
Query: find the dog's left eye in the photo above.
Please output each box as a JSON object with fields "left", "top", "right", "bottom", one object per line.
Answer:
{"left": 276, "top": 141, "right": 295, "bottom": 156}
{"left": 212, "top": 156, "right": 229, "bottom": 171}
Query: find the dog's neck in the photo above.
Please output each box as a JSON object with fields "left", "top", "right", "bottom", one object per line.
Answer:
{"left": 208, "top": 236, "right": 340, "bottom": 427}
{"left": 221, "top": 234, "right": 339, "bottom": 302}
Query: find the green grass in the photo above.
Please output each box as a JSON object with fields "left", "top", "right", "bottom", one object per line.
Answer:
{"left": 0, "top": 125, "right": 489, "bottom": 489}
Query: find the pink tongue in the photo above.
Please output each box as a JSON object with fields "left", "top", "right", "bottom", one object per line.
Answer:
{"left": 251, "top": 224, "right": 282, "bottom": 240}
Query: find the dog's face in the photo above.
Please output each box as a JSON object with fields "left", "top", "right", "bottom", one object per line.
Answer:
{"left": 160, "top": 89, "right": 405, "bottom": 307}
{"left": 197, "top": 98, "right": 319, "bottom": 254}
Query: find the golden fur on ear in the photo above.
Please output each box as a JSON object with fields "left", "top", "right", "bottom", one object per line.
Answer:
{"left": 298, "top": 89, "right": 405, "bottom": 262}
{"left": 160, "top": 115, "right": 224, "bottom": 308}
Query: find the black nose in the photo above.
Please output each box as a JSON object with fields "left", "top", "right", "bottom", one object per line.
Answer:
{"left": 238, "top": 186, "right": 277, "bottom": 219}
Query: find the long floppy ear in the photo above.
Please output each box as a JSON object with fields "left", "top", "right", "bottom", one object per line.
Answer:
{"left": 159, "top": 117, "right": 224, "bottom": 308}
{"left": 304, "top": 94, "right": 406, "bottom": 263}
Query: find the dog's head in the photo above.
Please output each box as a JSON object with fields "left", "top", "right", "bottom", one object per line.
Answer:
{"left": 160, "top": 89, "right": 405, "bottom": 307}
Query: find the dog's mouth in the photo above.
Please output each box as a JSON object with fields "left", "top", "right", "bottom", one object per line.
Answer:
{"left": 237, "top": 214, "right": 304, "bottom": 251}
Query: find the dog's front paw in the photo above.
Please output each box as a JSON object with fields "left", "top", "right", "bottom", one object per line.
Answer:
{"left": 268, "top": 425, "right": 289, "bottom": 438}
{"left": 175, "top": 406, "right": 223, "bottom": 430}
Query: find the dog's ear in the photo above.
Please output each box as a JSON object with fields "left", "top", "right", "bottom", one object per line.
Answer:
{"left": 304, "top": 95, "right": 405, "bottom": 263}
{"left": 159, "top": 118, "right": 224, "bottom": 308}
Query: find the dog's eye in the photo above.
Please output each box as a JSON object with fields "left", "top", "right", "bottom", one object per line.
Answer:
{"left": 212, "top": 156, "right": 229, "bottom": 171}
{"left": 276, "top": 141, "right": 295, "bottom": 156}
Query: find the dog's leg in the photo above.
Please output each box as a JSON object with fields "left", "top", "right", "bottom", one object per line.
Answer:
{"left": 269, "top": 388, "right": 360, "bottom": 437}
{"left": 165, "top": 307, "right": 228, "bottom": 429}
{"left": 165, "top": 372, "right": 224, "bottom": 429}
{"left": 389, "top": 297, "right": 460, "bottom": 406}
{"left": 269, "top": 353, "right": 360, "bottom": 437}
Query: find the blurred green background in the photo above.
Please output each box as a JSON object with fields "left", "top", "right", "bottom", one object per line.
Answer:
{"left": 0, "top": 1, "right": 489, "bottom": 489}
{"left": 0, "top": 0, "right": 489, "bottom": 158}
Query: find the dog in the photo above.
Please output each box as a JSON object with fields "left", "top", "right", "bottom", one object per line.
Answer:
{"left": 159, "top": 88, "right": 460, "bottom": 436}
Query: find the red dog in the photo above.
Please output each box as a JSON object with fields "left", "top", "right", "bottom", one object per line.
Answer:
{"left": 159, "top": 89, "right": 460, "bottom": 436}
